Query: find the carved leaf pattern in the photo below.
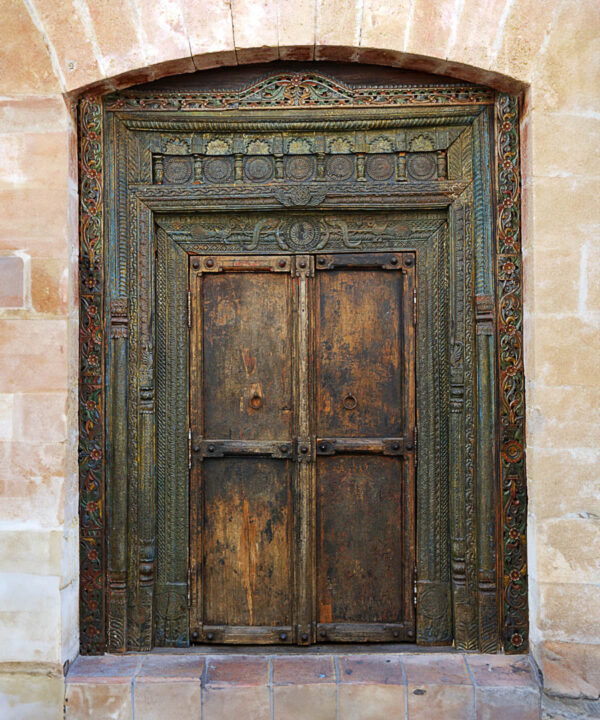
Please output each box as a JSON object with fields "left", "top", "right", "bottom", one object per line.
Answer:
{"left": 81, "top": 72, "right": 523, "bottom": 655}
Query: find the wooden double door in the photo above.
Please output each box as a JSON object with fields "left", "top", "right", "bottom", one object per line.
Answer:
{"left": 189, "top": 250, "right": 416, "bottom": 644}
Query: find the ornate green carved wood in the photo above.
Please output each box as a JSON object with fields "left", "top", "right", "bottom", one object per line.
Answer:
{"left": 78, "top": 69, "right": 527, "bottom": 654}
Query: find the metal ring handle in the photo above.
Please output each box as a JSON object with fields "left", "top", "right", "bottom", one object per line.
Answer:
{"left": 342, "top": 393, "right": 358, "bottom": 410}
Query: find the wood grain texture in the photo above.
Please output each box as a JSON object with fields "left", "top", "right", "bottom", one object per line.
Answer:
{"left": 190, "top": 258, "right": 295, "bottom": 643}
{"left": 87, "top": 65, "right": 518, "bottom": 653}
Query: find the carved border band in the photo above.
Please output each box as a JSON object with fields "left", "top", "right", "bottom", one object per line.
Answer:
{"left": 496, "top": 94, "right": 528, "bottom": 652}
{"left": 106, "top": 72, "right": 494, "bottom": 112}
{"left": 78, "top": 72, "right": 526, "bottom": 655}
{"left": 79, "top": 96, "right": 105, "bottom": 655}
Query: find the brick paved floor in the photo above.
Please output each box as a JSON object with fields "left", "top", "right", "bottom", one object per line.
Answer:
{"left": 65, "top": 650, "right": 541, "bottom": 719}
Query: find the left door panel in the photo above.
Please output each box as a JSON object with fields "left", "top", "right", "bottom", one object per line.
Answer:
{"left": 189, "top": 256, "right": 296, "bottom": 643}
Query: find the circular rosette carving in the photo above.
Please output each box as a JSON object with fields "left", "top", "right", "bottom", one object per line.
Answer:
{"left": 277, "top": 217, "right": 325, "bottom": 250}
{"left": 406, "top": 153, "right": 437, "bottom": 181}
{"left": 502, "top": 440, "right": 523, "bottom": 464}
{"left": 204, "top": 157, "right": 233, "bottom": 183}
{"left": 285, "top": 155, "right": 315, "bottom": 181}
{"left": 163, "top": 157, "right": 192, "bottom": 184}
{"left": 244, "top": 156, "right": 274, "bottom": 182}
{"left": 326, "top": 155, "right": 354, "bottom": 181}
{"left": 419, "top": 585, "right": 448, "bottom": 622}
{"left": 366, "top": 154, "right": 395, "bottom": 181}
{"left": 289, "top": 220, "right": 317, "bottom": 248}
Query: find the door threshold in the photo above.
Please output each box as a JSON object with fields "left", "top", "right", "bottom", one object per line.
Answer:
{"left": 147, "top": 643, "right": 455, "bottom": 655}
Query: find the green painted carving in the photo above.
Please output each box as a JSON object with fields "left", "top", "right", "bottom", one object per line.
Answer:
{"left": 78, "top": 96, "right": 105, "bottom": 655}
{"left": 105, "top": 72, "right": 494, "bottom": 112}
{"left": 79, "top": 68, "right": 525, "bottom": 655}
{"left": 496, "top": 94, "right": 528, "bottom": 653}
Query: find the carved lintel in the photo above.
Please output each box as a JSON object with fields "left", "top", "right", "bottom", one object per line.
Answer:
{"left": 110, "top": 298, "right": 129, "bottom": 338}
{"left": 273, "top": 186, "right": 327, "bottom": 207}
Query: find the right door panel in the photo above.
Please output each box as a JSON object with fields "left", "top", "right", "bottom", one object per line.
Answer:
{"left": 315, "top": 252, "right": 416, "bottom": 642}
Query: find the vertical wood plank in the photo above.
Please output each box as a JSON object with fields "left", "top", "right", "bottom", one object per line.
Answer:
{"left": 294, "top": 255, "right": 314, "bottom": 644}
{"left": 154, "top": 230, "right": 189, "bottom": 647}
{"left": 136, "top": 202, "right": 156, "bottom": 650}
{"left": 189, "top": 257, "right": 204, "bottom": 638}
{"left": 106, "top": 299, "right": 128, "bottom": 652}
{"left": 473, "top": 109, "right": 500, "bottom": 652}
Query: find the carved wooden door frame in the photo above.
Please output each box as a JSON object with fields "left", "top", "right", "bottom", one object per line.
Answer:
{"left": 78, "top": 68, "right": 527, "bottom": 654}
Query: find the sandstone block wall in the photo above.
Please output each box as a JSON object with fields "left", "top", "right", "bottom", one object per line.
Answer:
{"left": 0, "top": 0, "right": 598, "bottom": 717}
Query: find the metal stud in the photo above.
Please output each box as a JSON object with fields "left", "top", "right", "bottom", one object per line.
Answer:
{"left": 191, "top": 630, "right": 199, "bottom": 640}
{"left": 405, "top": 255, "right": 414, "bottom": 267}
{"left": 299, "top": 259, "right": 307, "bottom": 269}
{"left": 208, "top": 444, "right": 215, "bottom": 453}
{"left": 279, "top": 259, "right": 287, "bottom": 268}
{"left": 280, "top": 633, "right": 287, "bottom": 641}
{"left": 192, "top": 259, "right": 200, "bottom": 269}
{"left": 206, "top": 632, "right": 214, "bottom": 640}
{"left": 301, "top": 633, "right": 309, "bottom": 642}
{"left": 205, "top": 258, "right": 214, "bottom": 268}
{"left": 279, "top": 444, "right": 290, "bottom": 454}
{"left": 300, "top": 445, "right": 308, "bottom": 454}
{"left": 390, "top": 256, "right": 398, "bottom": 265}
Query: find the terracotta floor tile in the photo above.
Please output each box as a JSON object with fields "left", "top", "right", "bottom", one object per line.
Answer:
{"left": 67, "top": 654, "right": 140, "bottom": 683}
{"left": 407, "top": 684, "right": 475, "bottom": 720}
{"left": 273, "top": 684, "right": 337, "bottom": 720}
{"left": 402, "top": 653, "right": 471, "bottom": 685}
{"left": 340, "top": 684, "right": 406, "bottom": 720}
{"left": 133, "top": 679, "right": 201, "bottom": 719}
{"left": 475, "top": 686, "right": 541, "bottom": 720}
{"left": 65, "top": 682, "right": 132, "bottom": 720}
{"left": 273, "top": 655, "right": 335, "bottom": 684}
{"left": 138, "top": 654, "right": 205, "bottom": 680}
{"left": 466, "top": 654, "right": 538, "bottom": 687}
{"left": 205, "top": 655, "right": 269, "bottom": 686}
{"left": 203, "top": 685, "right": 271, "bottom": 720}
{"left": 339, "top": 654, "right": 404, "bottom": 685}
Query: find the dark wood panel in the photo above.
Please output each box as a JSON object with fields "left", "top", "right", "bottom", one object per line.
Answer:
{"left": 317, "top": 456, "right": 406, "bottom": 625}
{"left": 201, "top": 269, "right": 293, "bottom": 440}
{"left": 316, "top": 266, "right": 403, "bottom": 438}
{"left": 202, "top": 458, "right": 293, "bottom": 628}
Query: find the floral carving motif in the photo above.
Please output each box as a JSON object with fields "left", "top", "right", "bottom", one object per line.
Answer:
{"left": 79, "top": 96, "right": 105, "bottom": 654}
{"left": 105, "top": 73, "right": 494, "bottom": 111}
{"left": 82, "top": 71, "right": 524, "bottom": 655}
{"left": 496, "top": 94, "right": 527, "bottom": 653}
